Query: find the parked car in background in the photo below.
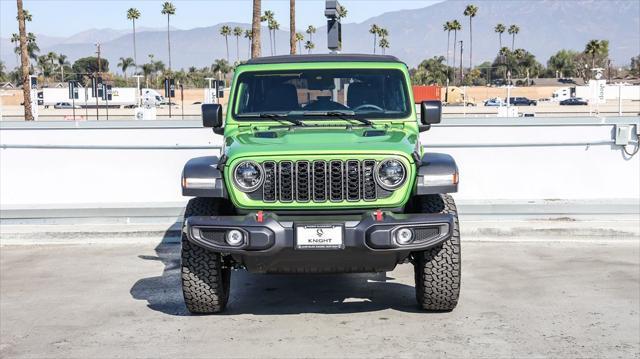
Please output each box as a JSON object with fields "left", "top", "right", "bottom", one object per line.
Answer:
{"left": 53, "top": 102, "right": 81, "bottom": 109}
{"left": 484, "top": 97, "right": 505, "bottom": 107}
{"left": 560, "top": 97, "right": 588, "bottom": 106}
{"left": 508, "top": 97, "right": 537, "bottom": 106}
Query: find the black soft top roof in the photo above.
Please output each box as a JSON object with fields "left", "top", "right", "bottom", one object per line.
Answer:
{"left": 244, "top": 53, "right": 404, "bottom": 65}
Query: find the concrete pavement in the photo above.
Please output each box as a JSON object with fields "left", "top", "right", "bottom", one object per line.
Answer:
{"left": 1, "top": 239, "right": 638, "bottom": 358}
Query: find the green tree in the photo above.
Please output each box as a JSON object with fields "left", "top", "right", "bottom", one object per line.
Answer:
{"left": 584, "top": 39, "right": 609, "bottom": 69}
{"left": 494, "top": 23, "right": 505, "bottom": 49}
{"left": 161, "top": 2, "right": 176, "bottom": 71}
{"left": 304, "top": 40, "right": 315, "bottom": 54}
{"left": 118, "top": 57, "right": 135, "bottom": 80}
{"left": 337, "top": 4, "right": 347, "bottom": 19}
{"left": 411, "top": 56, "right": 450, "bottom": 85}
{"left": 0, "top": 60, "right": 6, "bottom": 82}
{"left": 508, "top": 24, "right": 519, "bottom": 50}
{"left": 57, "top": 54, "right": 69, "bottom": 81}
{"left": 72, "top": 56, "right": 109, "bottom": 74}
{"left": 140, "top": 63, "right": 154, "bottom": 87}
{"left": 378, "top": 38, "right": 390, "bottom": 55}
{"left": 295, "top": 32, "right": 305, "bottom": 54}
{"left": 463, "top": 4, "right": 478, "bottom": 68}
{"left": 630, "top": 55, "right": 640, "bottom": 77}
{"left": 306, "top": 25, "right": 316, "bottom": 43}
{"left": 370, "top": 24, "right": 380, "bottom": 54}
{"left": 261, "top": 10, "right": 275, "bottom": 55}
{"left": 127, "top": 8, "right": 141, "bottom": 73}
{"left": 212, "top": 58, "right": 231, "bottom": 79}
{"left": 547, "top": 49, "right": 578, "bottom": 78}
{"left": 233, "top": 27, "right": 243, "bottom": 62}
{"left": 219, "top": 25, "right": 232, "bottom": 62}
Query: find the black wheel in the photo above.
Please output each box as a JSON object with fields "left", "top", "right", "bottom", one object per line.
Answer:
{"left": 413, "top": 194, "right": 461, "bottom": 311}
{"left": 181, "top": 197, "right": 231, "bottom": 314}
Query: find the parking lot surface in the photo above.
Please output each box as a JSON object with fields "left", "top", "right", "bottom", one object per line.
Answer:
{"left": 1, "top": 239, "right": 638, "bottom": 358}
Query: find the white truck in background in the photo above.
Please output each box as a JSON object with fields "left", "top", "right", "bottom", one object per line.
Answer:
{"left": 42, "top": 87, "right": 164, "bottom": 108}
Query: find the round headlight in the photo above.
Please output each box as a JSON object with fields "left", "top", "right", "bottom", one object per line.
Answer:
{"left": 375, "top": 159, "right": 406, "bottom": 190}
{"left": 233, "top": 161, "right": 263, "bottom": 192}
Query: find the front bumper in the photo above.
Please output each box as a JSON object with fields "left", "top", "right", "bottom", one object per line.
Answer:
{"left": 184, "top": 211, "right": 454, "bottom": 273}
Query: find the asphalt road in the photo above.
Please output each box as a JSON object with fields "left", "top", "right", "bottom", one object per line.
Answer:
{"left": 1, "top": 239, "right": 638, "bottom": 358}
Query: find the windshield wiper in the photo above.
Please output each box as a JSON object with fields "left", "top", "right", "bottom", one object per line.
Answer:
{"left": 302, "top": 110, "right": 373, "bottom": 126}
{"left": 238, "top": 112, "right": 304, "bottom": 127}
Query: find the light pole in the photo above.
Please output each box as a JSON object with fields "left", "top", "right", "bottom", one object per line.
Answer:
{"left": 133, "top": 75, "right": 143, "bottom": 106}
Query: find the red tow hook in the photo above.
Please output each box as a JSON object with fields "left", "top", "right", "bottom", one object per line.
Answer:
{"left": 256, "top": 210, "right": 264, "bottom": 223}
{"left": 374, "top": 209, "right": 384, "bottom": 222}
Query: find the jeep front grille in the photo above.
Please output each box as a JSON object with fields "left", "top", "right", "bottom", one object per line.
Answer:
{"left": 262, "top": 159, "right": 378, "bottom": 203}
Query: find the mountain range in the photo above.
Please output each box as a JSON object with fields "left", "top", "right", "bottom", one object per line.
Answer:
{"left": 1, "top": 0, "right": 638, "bottom": 72}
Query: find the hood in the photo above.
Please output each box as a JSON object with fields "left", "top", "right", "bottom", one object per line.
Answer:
{"left": 224, "top": 125, "right": 419, "bottom": 160}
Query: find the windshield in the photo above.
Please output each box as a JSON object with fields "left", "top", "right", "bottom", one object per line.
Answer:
{"left": 233, "top": 69, "right": 411, "bottom": 120}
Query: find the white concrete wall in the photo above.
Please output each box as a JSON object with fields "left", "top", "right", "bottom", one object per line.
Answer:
{"left": 1, "top": 118, "right": 638, "bottom": 213}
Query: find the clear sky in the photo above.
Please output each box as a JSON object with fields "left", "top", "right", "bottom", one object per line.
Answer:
{"left": 1, "top": 0, "right": 442, "bottom": 38}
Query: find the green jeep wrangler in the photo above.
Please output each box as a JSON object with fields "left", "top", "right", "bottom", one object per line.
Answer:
{"left": 180, "top": 54, "right": 460, "bottom": 314}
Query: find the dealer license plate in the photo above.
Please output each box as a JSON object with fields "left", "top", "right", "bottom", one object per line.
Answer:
{"left": 295, "top": 224, "right": 344, "bottom": 249}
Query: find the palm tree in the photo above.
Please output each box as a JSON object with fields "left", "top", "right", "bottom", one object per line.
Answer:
{"left": 219, "top": 26, "right": 231, "bottom": 62}
{"left": 17, "top": 9, "right": 32, "bottom": 22}
{"left": 463, "top": 4, "right": 478, "bottom": 68}
{"left": 585, "top": 39, "right": 608, "bottom": 69}
{"left": 378, "top": 38, "right": 390, "bottom": 55}
{"left": 261, "top": 10, "right": 275, "bottom": 55}
{"left": 494, "top": 23, "right": 505, "bottom": 49}
{"left": 306, "top": 25, "right": 316, "bottom": 43}
{"left": 508, "top": 24, "right": 519, "bottom": 50}
{"left": 244, "top": 29, "right": 253, "bottom": 59}
{"left": 118, "top": 57, "right": 135, "bottom": 80}
{"left": 269, "top": 20, "right": 280, "bottom": 55}
{"left": 337, "top": 4, "right": 347, "bottom": 19}
{"left": 127, "top": 8, "right": 141, "bottom": 73}
{"left": 251, "top": 0, "right": 261, "bottom": 58}
{"left": 161, "top": 2, "right": 176, "bottom": 72}
{"left": 443, "top": 21, "right": 452, "bottom": 66}
{"left": 212, "top": 59, "right": 231, "bottom": 80}
{"left": 289, "top": 0, "right": 296, "bottom": 55}
{"left": 141, "top": 63, "right": 154, "bottom": 87}
{"left": 370, "top": 24, "right": 380, "bottom": 54}
{"left": 304, "top": 40, "right": 315, "bottom": 54}
{"left": 233, "top": 27, "right": 243, "bottom": 62}
{"left": 295, "top": 32, "right": 305, "bottom": 54}
{"left": 16, "top": 0, "right": 33, "bottom": 120}
{"left": 57, "top": 54, "right": 69, "bottom": 81}
{"left": 450, "top": 20, "right": 462, "bottom": 74}
{"left": 10, "top": 33, "right": 20, "bottom": 65}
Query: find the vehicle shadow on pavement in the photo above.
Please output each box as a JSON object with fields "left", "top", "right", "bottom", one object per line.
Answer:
{"left": 130, "top": 229, "right": 423, "bottom": 316}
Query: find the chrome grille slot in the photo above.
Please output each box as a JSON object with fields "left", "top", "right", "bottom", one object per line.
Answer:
{"left": 329, "top": 160, "right": 344, "bottom": 201}
{"left": 262, "top": 161, "right": 277, "bottom": 202}
{"left": 296, "top": 161, "right": 311, "bottom": 202}
{"left": 279, "top": 161, "right": 294, "bottom": 202}
{"left": 362, "top": 160, "right": 377, "bottom": 201}
{"left": 312, "top": 160, "right": 328, "bottom": 202}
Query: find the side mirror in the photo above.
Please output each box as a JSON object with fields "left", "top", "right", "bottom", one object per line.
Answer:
{"left": 202, "top": 104, "right": 223, "bottom": 130}
{"left": 420, "top": 100, "right": 442, "bottom": 125}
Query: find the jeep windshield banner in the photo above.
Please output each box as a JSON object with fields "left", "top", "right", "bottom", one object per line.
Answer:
{"left": 233, "top": 69, "right": 411, "bottom": 120}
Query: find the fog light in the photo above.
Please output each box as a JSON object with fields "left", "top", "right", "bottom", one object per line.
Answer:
{"left": 226, "top": 229, "right": 245, "bottom": 246}
{"left": 395, "top": 228, "right": 414, "bottom": 245}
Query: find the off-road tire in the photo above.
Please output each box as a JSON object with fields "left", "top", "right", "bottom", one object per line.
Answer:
{"left": 413, "top": 194, "right": 461, "bottom": 311}
{"left": 181, "top": 197, "right": 231, "bottom": 314}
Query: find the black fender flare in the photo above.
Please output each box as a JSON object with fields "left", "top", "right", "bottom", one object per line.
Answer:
{"left": 415, "top": 153, "right": 459, "bottom": 195}
{"left": 181, "top": 156, "right": 227, "bottom": 198}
